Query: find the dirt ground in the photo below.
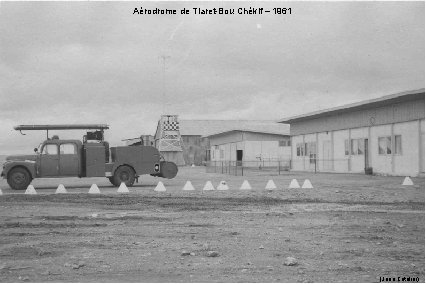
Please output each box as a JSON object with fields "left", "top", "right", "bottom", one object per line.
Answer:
{"left": 0, "top": 167, "right": 424, "bottom": 283}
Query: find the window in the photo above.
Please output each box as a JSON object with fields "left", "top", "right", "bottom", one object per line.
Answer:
{"left": 349, "top": 138, "right": 365, "bottom": 155}
{"left": 296, "top": 143, "right": 306, "bottom": 157}
{"left": 351, "top": 139, "right": 358, "bottom": 155}
{"left": 378, "top": 135, "right": 402, "bottom": 155}
{"left": 307, "top": 142, "right": 316, "bottom": 164}
{"left": 220, "top": 149, "right": 224, "bottom": 159}
{"left": 279, "top": 139, "right": 290, "bottom": 147}
{"left": 60, "top": 143, "right": 76, "bottom": 154}
{"left": 357, "top": 139, "right": 364, "bottom": 155}
{"left": 378, "top": 136, "right": 392, "bottom": 155}
{"left": 346, "top": 138, "right": 366, "bottom": 155}
{"left": 42, "top": 144, "right": 58, "bottom": 155}
{"left": 394, "top": 135, "right": 402, "bottom": 155}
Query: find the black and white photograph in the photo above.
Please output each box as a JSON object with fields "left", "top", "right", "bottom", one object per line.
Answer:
{"left": 0, "top": 1, "right": 424, "bottom": 282}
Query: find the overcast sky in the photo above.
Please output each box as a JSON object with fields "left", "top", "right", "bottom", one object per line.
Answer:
{"left": 0, "top": 1, "right": 424, "bottom": 154}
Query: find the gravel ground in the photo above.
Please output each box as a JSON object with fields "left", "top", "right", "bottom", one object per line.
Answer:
{"left": 0, "top": 167, "right": 424, "bottom": 282}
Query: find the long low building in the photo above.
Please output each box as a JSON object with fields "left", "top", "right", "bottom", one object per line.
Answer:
{"left": 205, "top": 126, "right": 291, "bottom": 167}
{"left": 278, "top": 89, "right": 425, "bottom": 177}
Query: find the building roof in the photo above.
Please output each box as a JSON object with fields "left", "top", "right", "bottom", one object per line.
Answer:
{"left": 277, "top": 88, "right": 425, "bottom": 123}
{"left": 179, "top": 120, "right": 290, "bottom": 136}
{"left": 204, "top": 129, "right": 290, "bottom": 138}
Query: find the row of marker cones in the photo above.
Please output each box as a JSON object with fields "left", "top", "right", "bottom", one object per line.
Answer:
{"left": 0, "top": 176, "right": 415, "bottom": 195}
{"left": 5, "top": 182, "right": 132, "bottom": 195}
{"left": 154, "top": 178, "right": 314, "bottom": 192}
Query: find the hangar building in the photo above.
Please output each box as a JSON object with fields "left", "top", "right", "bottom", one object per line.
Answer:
{"left": 278, "top": 89, "right": 425, "bottom": 176}
{"left": 205, "top": 126, "right": 291, "bottom": 166}
{"left": 179, "top": 120, "right": 290, "bottom": 166}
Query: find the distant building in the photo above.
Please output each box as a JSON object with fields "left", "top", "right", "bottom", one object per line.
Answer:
{"left": 278, "top": 89, "right": 425, "bottom": 176}
{"left": 179, "top": 120, "right": 290, "bottom": 166}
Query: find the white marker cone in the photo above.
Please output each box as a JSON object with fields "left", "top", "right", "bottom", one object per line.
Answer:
{"left": 191, "top": 164, "right": 195, "bottom": 167}
{"left": 265, "top": 179, "right": 277, "bottom": 190}
{"left": 240, "top": 180, "right": 252, "bottom": 190}
{"left": 203, "top": 181, "right": 215, "bottom": 191}
{"left": 25, "top": 185, "right": 37, "bottom": 195}
{"left": 402, "top": 177, "right": 414, "bottom": 186}
{"left": 183, "top": 181, "right": 195, "bottom": 191}
{"left": 301, "top": 179, "right": 313, "bottom": 189}
{"left": 288, "top": 179, "right": 300, "bottom": 189}
{"left": 117, "top": 182, "right": 129, "bottom": 193}
{"left": 0, "top": 188, "right": 3, "bottom": 195}
{"left": 154, "top": 181, "right": 166, "bottom": 192}
{"left": 217, "top": 181, "right": 229, "bottom": 190}
{"left": 88, "top": 184, "right": 101, "bottom": 194}
{"left": 55, "top": 184, "right": 67, "bottom": 194}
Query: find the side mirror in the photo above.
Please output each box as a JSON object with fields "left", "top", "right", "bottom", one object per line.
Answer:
{"left": 34, "top": 148, "right": 38, "bottom": 153}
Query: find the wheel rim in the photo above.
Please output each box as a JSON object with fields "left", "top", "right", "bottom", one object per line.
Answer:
{"left": 119, "top": 171, "right": 129, "bottom": 182}
{"left": 12, "top": 172, "right": 26, "bottom": 185}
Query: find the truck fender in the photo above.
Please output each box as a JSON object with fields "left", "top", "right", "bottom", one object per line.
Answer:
{"left": 3, "top": 161, "right": 36, "bottom": 179}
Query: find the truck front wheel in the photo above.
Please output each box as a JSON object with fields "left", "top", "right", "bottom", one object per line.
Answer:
{"left": 113, "top": 166, "right": 135, "bottom": 187}
{"left": 7, "top": 167, "right": 32, "bottom": 190}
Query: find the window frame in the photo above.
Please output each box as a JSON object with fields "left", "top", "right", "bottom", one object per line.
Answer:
{"left": 59, "top": 143, "right": 77, "bottom": 155}
{"left": 42, "top": 144, "right": 58, "bottom": 156}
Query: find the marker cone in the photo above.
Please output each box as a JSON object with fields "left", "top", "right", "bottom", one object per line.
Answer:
{"left": 25, "top": 185, "right": 37, "bottom": 195}
{"left": 154, "top": 181, "right": 167, "bottom": 192}
{"left": 88, "top": 184, "right": 101, "bottom": 194}
{"left": 117, "top": 182, "right": 129, "bottom": 193}
{"left": 240, "top": 180, "right": 252, "bottom": 190}
{"left": 288, "top": 179, "right": 300, "bottom": 189}
{"left": 203, "top": 181, "right": 215, "bottom": 191}
{"left": 55, "top": 184, "right": 67, "bottom": 194}
{"left": 183, "top": 181, "right": 195, "bottom": 191}
{"left": 265, "top": 180, "right": 277, "bottom": 190}
{"left": 301, "top": 179, "right": 313, "bottom": 189}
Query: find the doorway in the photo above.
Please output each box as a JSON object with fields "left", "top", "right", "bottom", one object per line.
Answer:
{"left": 236, "top": 150, "right": 243, "bottom": 166}
{"left": 364, "top": 139, "right": 371, "bottom": 173}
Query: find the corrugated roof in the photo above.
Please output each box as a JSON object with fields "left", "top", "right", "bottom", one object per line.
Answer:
{"left": 179, "top": 120, "right": 290, "bottom": 136}
{"left": 204, "top": 129, "right": 290, "bottom": 138}
{"left": 277, "top": 88, "right": 425, "bottom": 123}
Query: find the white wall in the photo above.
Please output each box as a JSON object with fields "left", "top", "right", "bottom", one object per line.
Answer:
{"left": 289, "top": 119, "right": 424, "bottom": 176}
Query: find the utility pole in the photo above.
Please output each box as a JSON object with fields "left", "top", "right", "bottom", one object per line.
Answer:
{"left": 159, "top": 55, "right": 171, "bottom": 114}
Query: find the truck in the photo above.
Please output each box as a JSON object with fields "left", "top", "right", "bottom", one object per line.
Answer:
{"left": 1, "top": 124, "right": 178, "bottom": 190}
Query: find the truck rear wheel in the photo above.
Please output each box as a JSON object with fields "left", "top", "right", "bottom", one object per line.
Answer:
{"left": 7, "top": 167, "right": 32, "bottom": 190}
{"left": 113, "top": 166, "right": 135, "bottom": 187}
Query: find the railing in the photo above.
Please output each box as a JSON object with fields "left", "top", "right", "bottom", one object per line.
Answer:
{"left": 206, "top": 159, "right": 291, "bottom": 176}
{"left": 206, "top": 158, "right": 352, "bottom": 176}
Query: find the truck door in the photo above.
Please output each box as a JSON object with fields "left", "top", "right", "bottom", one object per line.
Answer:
{"left": 40, "top": 144, "right": 59, "bottom": 177}
{"left": 59, "top": 143, "right": 79, "bottom": 176}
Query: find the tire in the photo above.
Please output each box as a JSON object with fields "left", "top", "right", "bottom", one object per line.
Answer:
{"left": 113, "top": 165, "right": 135, "bottom": 187}
{"left": 108, "top": 177, "right": 117, "bottom": 187}
{"left": 7, "top": 167, "right": 32, "bottom": 190}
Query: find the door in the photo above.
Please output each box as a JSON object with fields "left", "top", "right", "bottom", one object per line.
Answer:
{"left": 322, "top": 141, "right": 332, "bottom": 171}
{"left": 40, "top": 144, "right": 59, "bottom": 177}
{"left": 59, "top": 143, "right": 79, "bottom": 176}
{"left": 236, "top": 150, "right": 243, "bottom": 166}
{"left": 364, "top": 139, "right": 369, "bottom": 169}
{"left": 421, "top": 133, "right": 425, "bottom": 173}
